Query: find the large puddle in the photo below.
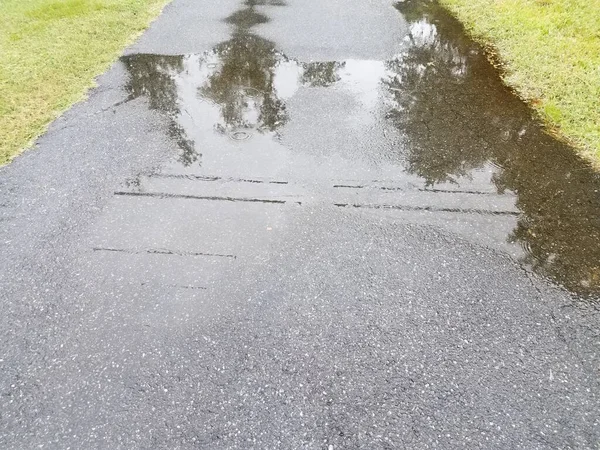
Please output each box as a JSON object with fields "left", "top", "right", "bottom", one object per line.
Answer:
{"left": 119, "top": 0, "right": 600, "bottom": 297}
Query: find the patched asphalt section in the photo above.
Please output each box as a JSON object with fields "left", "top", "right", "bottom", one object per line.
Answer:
{"left": 1, "top": 0, "right": 599, "bottom": 448}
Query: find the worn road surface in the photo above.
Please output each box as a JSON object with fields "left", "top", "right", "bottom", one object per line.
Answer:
{"left": 1, "top": 0, "right": 600, "bottom": 448}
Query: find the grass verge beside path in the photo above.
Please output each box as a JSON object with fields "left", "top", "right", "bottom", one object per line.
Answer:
{"left": 0, "top": 0, "right": 170, "bottom": 165}
{"left": 439, "top": 0, "right": 600, "bottom": 163}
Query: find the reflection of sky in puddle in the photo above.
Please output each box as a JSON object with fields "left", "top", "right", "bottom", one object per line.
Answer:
{"left": 123, "top": 48, "right": 485, "bottom": 183}
{"left": 181, "top": 55, "right": 387, "bottom": 128}
{"left": 127, "top": 50, "right": 416, "bottom": 181}
{"left": 120, "top": 0, "right": 600, "bottom": 298}
{"left": 174, "top": 53, "right": 389, "bottom": 138}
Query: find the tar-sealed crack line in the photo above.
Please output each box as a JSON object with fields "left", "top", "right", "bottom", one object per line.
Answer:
{"left": 141, "top": 282, "right": 208, "bottom": 290}
{"left": 92, "top": 247, "right": 237, "bottom": 259}
{"left": 334, "top": 203, "right": 519, "bottom": 216}
{"left": 114, "top": 191, "right": 287, "bottom": 204}
{"left": 150, "top": 173, "right": 289, "bottom": 184}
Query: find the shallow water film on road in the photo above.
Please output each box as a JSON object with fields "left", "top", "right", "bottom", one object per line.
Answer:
{"left": 119, "top": 0, "right": 600, "bottom": 297}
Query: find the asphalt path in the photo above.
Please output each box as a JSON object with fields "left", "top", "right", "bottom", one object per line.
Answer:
{"left": 1, "top": 0, "right": 599, "bottom": 448}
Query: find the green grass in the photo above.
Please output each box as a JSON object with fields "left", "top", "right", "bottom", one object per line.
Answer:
{"left": 0, "top": 0, "right": 170, "bottom": 165}
{"left": 439, "top": 0, "right": 600, "bottom": 163}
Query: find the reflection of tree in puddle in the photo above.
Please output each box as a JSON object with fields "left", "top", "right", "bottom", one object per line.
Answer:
{"left": 386, "top": 0, "right": 518, "bottom": 185}
{"left": 122, "top": 0, "right": 289, "bottom": 162}
{"left": 224, "top": 7, "right": 269, "bottom": 29}
{"left": 122, "top": 54, "right": 198, "bottom": 167}
{"left": 206, "top": 0, "right": 291, "bottom": 136}
{"left": 199, "top": 33, "right": 288, "bottom": 136}
{"left": 389, "top": 0, "right": 600, "bottom": 296}
{"left": 122, "top": 39, "right": 351, "bottom": 147}
{"left": 301, "top": 61, "right": 345, "bottom": 87}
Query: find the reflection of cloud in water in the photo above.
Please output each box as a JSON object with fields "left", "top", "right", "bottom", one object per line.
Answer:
{"left": 409, "top": 19, "right": 438, "bottom": 45}
{"left": 340, "top": 60, "right": 386, "bottom": 110}
{"left": 273, "top": 60, "right": 303, "bottom": 99}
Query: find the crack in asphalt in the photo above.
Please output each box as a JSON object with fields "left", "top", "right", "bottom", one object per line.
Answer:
{"left": 92, "top": 247, "right": 237, "bottom": 259}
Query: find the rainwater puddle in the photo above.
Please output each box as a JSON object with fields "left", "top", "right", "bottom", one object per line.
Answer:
{"left": 119, "top": 0, "right": 600, "bottom": 297}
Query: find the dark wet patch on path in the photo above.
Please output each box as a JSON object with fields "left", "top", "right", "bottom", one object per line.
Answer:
{"left": 113, "top": 0, "right": 600, "bottom": 297}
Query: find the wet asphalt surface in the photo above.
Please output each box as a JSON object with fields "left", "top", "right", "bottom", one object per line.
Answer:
{"left": 1, "top": 0, "right": 600, "bottom": 448}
